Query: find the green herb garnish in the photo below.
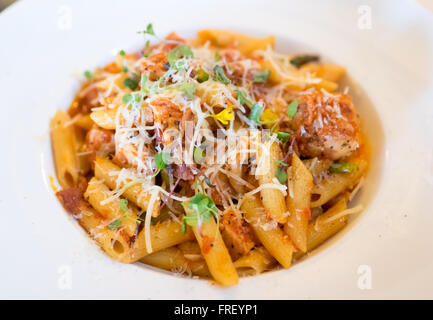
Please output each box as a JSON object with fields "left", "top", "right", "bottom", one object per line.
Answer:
{"left": 215, "top": 50, "right": 221, "bottom": 62}
{"left": 108, "top": 219, "right": 122, "bottom": 230}
{"left": 235, "top": 88, "right": 253, "bottom": 107}
{"left": 138, "top": 23, "right": 155, "bottom": 36}
{"left": 177, "top": 82, "right": 196, "bottom": 99}
{"left": 253, "top": 69, "right": 271, "bottom": 83}
{"left": 122, "top": 66, "right": 128, "bottom": 73}
{"left": 213, "top": 65, "right": 230, "bottom": 85}
{"left": 122, "top": 94, "right": 132, "bottom": 104}
{"left": 193, "top": 146, "right": 205, "bottom": 164}
{"left": 287, "top": 99, "right": 298, "bottom": 119}
{"left": 276, "top": 132, "right": 291, "bottom": 142}
{"left": 196, "top": 68, "right": 209, "bottom": 83}
{"left": 84, "top": 70, "right": 93, "bottom": 80}
{"left": 119, "top": 50, "right": 125, "bottom": 56}
{"left": 119, "top": 199, "right": 128, "bottom": 212}
{"left": 274, "top": 160, "right": 288, "bottom": 167}
{"left": 181, "top": 194, "right": 219, "bottom": 235}
{"left": 328, "top": 162, "right": 358, "bottom": 174}
{"left": 275, "top": 167, "right": 288, "bottom": 184}
{"left": 153, "top": 150, "right": 171, "bottom": 176}
{"left": 290, "top": 55, "right": 319, "bottom": 68}
{"left": 124, "top": 77, "right": 138, "bottom": 90}
{"left": 167, "top": 45, "right": 194, "bottom": 70}
{"left": 249, "top": 102, "right": 264, "bottom": 124}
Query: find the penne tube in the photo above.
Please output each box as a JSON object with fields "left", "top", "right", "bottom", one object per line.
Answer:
{"left": 50, "top": 110, "right": 80, "bottom": 188}
{"left": 285, "top": 154, "right": 314, "bottom": 252}
{"left": 301, "top": 64, "right": 346, "bottom": 83}
{"left": 140, "top": 245, "right": 210, "bottom": 277}
{"left": 294, "top": 198, "right": 348, "bottom": 260}
{"left": 94, "top": 157, "right": 159, "bottom": 217}
{"left": 90, "top": 107, "right": 118, "bottom": 130}
{"left": 256, "top": 140, "right": 288, "bottom": 223}
{"left": 186, "top": 212, "right": 238, "bottom": 286}
{"left": 84, "top": 177, "right": 138, "bottom": 235}
{"left": 74, "top": 113, "right": 94, "bottom": 131}
{"left": 311, "top": 160, "right": 367, "bottom": 207}
{"left": 241, "top": 194, "right": 294, "bottom": 269}
{"left": 132, "top": 219, "right": 194, "bottom": 260}
{"left": 195, "top": 30, "right": 275, "bottom": 55}
{"left": 76, "top": 208, "right": 134, "bottom": 263}
{"left": 234, "top": 246, "right": 277, "bottom": 277}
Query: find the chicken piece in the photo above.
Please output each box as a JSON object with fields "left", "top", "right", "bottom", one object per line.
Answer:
{"left": 114, "top": 142, "right": 154, "bottom": 175}
{"left": 220, "top": 208, "right": 255, "bottom": 260}
{"left": 160, "top": 32, "right": 186, "bottom": 53}
{"left": 85, "top": 126, "right": 115, "bottom": 162}
{"left": 150, "top": 97, "right": 185, "bottom": 164}
{"left": 140, "top": 52, "right": 169, "bottom": 81}
{"left": 291, "top": 88, "right": 360, "bottom": 160}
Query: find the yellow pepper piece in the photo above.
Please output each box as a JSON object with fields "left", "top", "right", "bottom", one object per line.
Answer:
{"left": 210, "top": 106, "right": 234, "bottom": 125}
{"left": 260, "top": 108, "right": 280, "bottom": 130}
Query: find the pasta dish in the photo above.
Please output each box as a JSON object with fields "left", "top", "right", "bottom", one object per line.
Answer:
{"left": 50, "top": 27, "right": 368, "bottom": 286}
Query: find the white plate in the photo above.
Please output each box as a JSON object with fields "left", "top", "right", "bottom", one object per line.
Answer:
{"left": 1, "top": 0, "right": 432, "bottom": 299}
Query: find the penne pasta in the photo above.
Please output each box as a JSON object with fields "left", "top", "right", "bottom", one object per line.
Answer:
{"left": 311, "top": 160, "right": 367, "bottom": 207}
{"left": 241, "top": 194, "right": 294, "bottom": 269}
{"left": 256, "top": 140, "right": 288, "bottom": 224}
{"left": 284, "top": 154, "right": 314, "bottom": 252}
{"left": 94, "top": 157, "right": 159, "bottom": 217}
{"left": 140, "top": 244, "right": 210, "bottom": 277}
{"left": 294, "top": 198, "right": 348, "bottom": 260}
{"left": 184, "top": 205, "right": 238, "bottom": 286}
{"left": 76, "top": 208, "right": 135, "bottom": 263}
{"left": 195, "top": 29, "right": 275, "bottom": 55}
{"left": 90, "top": 107, "right": 118, "bottom": 130}
{"left": 234, "top": 246, "right": 277, "bottom": 277}
{"left": 50, "top": 110, "right": 80, "bottom": 188}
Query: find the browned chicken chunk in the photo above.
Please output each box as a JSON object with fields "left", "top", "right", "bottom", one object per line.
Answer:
{"left": 291, "top": 88, "right": 360, "bottom": 160}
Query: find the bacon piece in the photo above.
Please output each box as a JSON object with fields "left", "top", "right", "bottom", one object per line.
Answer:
{"left": 56, "top": 187, "right": 87, "bottom": 215}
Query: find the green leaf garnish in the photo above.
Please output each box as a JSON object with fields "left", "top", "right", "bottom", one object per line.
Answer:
{"left": 196, "top": 68, "right": 209, "bottom": 83}
{"left": 119, "top": 50, "right": 125, "bottom": 57}
{"left": 193, "top": 146, "right": 205, "bottom": 164}
{"left": 167, "top": 45, "right": 194, "bottom": 70}
{"left": 108, "top": 219, "right": 122, "bottom": 230}
{"left": 138, "top": 23, "right": 155, "bottom": 36}
{"left": 289, "top": 55, "right": 319, "bottom": 68}
{"left": 253, "top": 70, "right": 271, "bottom": 83}
{"left": 213, "top": 65, "right": 230, "bottom": 85}
{"left": 215, "top": 50, "right": 221, "bottom": 62}
{"left": 181, "top": 194, "right": 219, "bottom": 236}
{"left": 274, "top": 160, "right": 288, "bottom": 167}
{"left": 249, "top": 102, "right": 264, "bottom": 124}
{"left": 287, "top": 99, "right": 298, "bottom": 119}
{"left": 153, "top": 150, "right": 171, "bottom": 176}
{"left": 119, "top": 199, "right": 128, "bottom": 212}
{"left": 177, "top": 82, "right": 196, "bottom": 99}
{"left": 235, "top": 88, "right": 253, "bottom": 107}
{"left": 276, "top": 132, "right": 291, "bottom": 142}
{"left": 328, "top": 162, "right": 359, "bottom": 174}
{"left": 122, "top": 94, "right": 132, "bottom": 104}
{"left": 275, "top": 167, "right": 288, "bottom": 184}
{"left": 124, "top": 77, "right": 138, "bottom": 90}
{"left": 122, "top": 66, "right": 128, "bottom": 73}
{"left": 84, "top": 70, "right": 93, "bottom": 80}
